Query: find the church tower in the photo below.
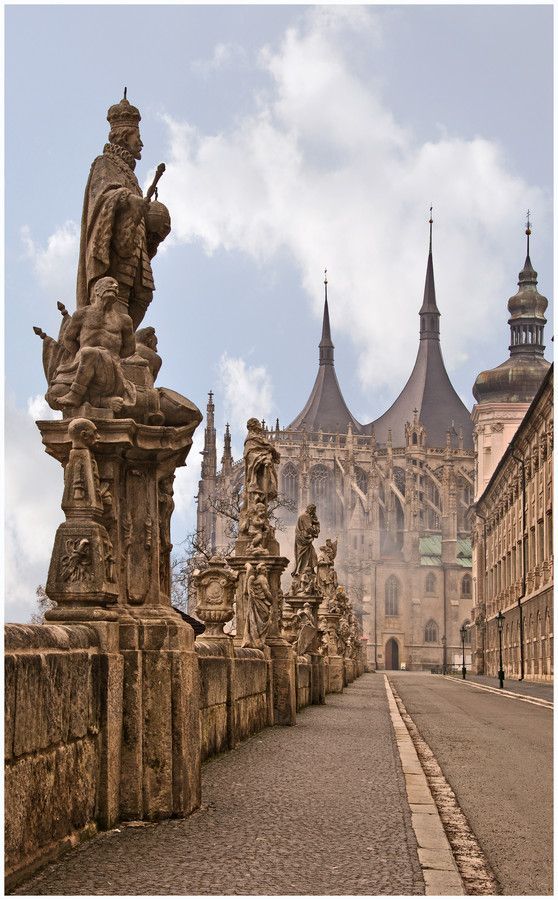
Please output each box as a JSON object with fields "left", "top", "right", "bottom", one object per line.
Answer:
{"left": 472, "top": 217, "right": 550, "bottom": 498}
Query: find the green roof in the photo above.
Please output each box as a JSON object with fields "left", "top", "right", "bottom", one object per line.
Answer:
{"left": 419, "top": 535, "right": 472, "bottom": 568}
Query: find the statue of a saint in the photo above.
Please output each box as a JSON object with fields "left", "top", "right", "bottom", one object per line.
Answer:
{"left": 318, "top": 538, "right": 337, "bottom": 564}
{"left": 46, "top": 276, "right": 136, "bottom": 412}
{"left": 292, "top": 504, "right": 320, "bottom": 579}
{"left": 242, "top": 561, "right": 273, "bottom": 651}
{"left": 243, "top": 418, "right": 280, "bottom": 504}
{"left": 76, "top": 92, "right": 170, "bottom": 329}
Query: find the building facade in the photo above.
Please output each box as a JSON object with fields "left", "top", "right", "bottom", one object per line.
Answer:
{"left": 472, "top": 366, "right": 553, "bottom": 681}
{"left": 197, "top": 224, "right": 476, "bottom": 671}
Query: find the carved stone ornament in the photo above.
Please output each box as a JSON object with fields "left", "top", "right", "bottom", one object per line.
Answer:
{"left": 193, "top": 556, "right": 238, "bottom": 638}
{"left": 46, "top": 417, "right": 119, "bottom": 606}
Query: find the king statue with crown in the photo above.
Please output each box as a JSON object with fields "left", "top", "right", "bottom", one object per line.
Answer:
{"left": 33, "top": 91, "right": 202, "bottom": 628}
{"left": 77, "top": 90, "right": 170, "bottom": 330}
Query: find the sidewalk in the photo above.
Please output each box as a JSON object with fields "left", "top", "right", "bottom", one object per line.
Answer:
{"left": 444, "top": 672, "right": 553, "bottom": 702}
{"left": 13, "top": 674, "right": 425, "bottom": 896}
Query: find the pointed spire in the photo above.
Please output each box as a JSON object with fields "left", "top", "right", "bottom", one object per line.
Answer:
{"left": 221, "top": 422, "right": 233, "bottom": 474}
{"left": 319, "top": 268, "right": 334, "bottom": 365}
{"left": 419, "top": 208, "right": 440, "bottom": 340}
{"left": 201, "top": 390, "right": 217, "bottom": 479}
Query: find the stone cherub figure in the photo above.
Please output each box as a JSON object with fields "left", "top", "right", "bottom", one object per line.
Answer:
{"left": 242, "top": 561, "right": 273, "bottom": 651}
{"left": 318, "top": 538, "right": 337, "bottom": 564}
{"left": 44, "top": 276, "right": 136, "bottom": 412}
{"left": 76, "top": 91, "right": 170, "bottom": 329}
{"left": 292, "top": 504, "right": 320, "bottom": 592}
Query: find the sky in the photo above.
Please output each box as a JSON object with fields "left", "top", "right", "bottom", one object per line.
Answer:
{"left": 5, "top": 4, "right": 554, "bottom": 622}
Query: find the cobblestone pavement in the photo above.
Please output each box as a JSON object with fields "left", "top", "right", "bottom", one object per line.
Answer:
{"left": 443, "top": 672, "right": 553, "bottom": 701}
{"left": 15, "top": 674, "right": 425, "bottom": 896}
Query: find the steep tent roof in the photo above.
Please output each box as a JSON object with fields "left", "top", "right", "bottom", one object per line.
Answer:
{"left": 364, "top": 219, "right": 474, "bottom": 449}
{"left": 288, "top": 274, "right": 363, "bottom": 434}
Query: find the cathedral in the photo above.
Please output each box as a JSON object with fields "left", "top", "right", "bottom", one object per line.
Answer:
{"left": 196, "top": 220, "right": 479, "bottom": 671}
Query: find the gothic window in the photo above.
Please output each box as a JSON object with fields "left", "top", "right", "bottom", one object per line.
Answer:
{"left": 310, "top": 464, "right": 331, "bottom": 508}
{"left": 424, "top": 619, "right": 438, "bottom": 643}
{"left": 393, "top": 467, "right": 406, "bottom": 495}
{"left": 461, "top": 574, "right": 472, "bottom": 598}
{"left": 425, "top": 572, "right": 436, "bottom": 594}
{"left": 281, "top": 462, "right": 299, "bottom": 505}
{"left": 385, "top": 575, "right": 400, "bottom": 616}
{"left": 461, "top": 619, "right": 471, "bottom": 645}
{"left": 412, "top": 433, "right": 418, "bottom": 445}
{"left": 355, "top": 466, "right": 368, "bottom": 495}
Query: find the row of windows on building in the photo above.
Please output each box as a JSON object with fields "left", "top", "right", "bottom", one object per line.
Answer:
{"left": 486, "top": 511, "right": 552, "bottom": 599}
{"left": 384, "top": 572, "right": 472, "bottom": 617}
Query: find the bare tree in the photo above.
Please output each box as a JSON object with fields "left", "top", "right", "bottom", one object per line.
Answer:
{"left": 30, "top": 585, "right": 56, "bottom": 624}
{"left": 171, "top": 490, "right": 297, "bottom": 613}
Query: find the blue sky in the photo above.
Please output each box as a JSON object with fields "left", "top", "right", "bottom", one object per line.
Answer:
{"left": 5, "top": 4, "right": 553, "bottom": 621}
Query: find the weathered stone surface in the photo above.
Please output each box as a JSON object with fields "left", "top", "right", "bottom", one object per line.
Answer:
{"left": 198, "top": 656, "right": 228, "bottom": 707}
{"left": 141, "top": 652, "right": 173, "bottom": 819}
{"left": 5, "top": 654, "right": 16, "bottom": 761}
{"left": 5, "top": 737, "right": 98, "bottom": 879}
{"left": 200, "top": 705, "right": 228, "bottom": 761}
{"left": 233, "top": 657, "right": 267, "bottom": 700}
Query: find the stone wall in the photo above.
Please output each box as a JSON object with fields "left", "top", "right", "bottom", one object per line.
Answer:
{"left": 5, "top": 623, "right": 364, "bottom": 888}
{"left": 4, "top": 624, "right": 116, "bottom": 889}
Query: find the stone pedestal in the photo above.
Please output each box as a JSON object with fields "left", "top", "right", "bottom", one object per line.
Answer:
{"left": 229, "top": 554, "right": 296, "bottom": 725}
{"left": 40, "top": 415, "right": 202, "bottom": 821}
{"left": 328, "top": 654, "right": 344, "bottom": 693}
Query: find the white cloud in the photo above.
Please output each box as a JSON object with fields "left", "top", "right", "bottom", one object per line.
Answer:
{"left": 217, "top": 353, "right": 274, "bottom": 438}
{"left": 173, "top": 427, "right": 204, "bottom": 521}
{"left": 159, "top": 6, "right": 550, "bottom": 395}
{"left": 191, "top": 41, "right": 248, "bottom": 76}
{"left": 5, "top": 397, "right": 64, "bottom": 623}
{"left": 27, "top": 394, "right": 61, "bottom": 421}
{"left": 21, "top": 220, "right": 79, "bottom": 302}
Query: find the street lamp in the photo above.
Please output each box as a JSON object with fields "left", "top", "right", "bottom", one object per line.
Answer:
{"left": 496, "top": 610, "right": 505, "bottom": 689}
{"left": 460, "top": 624, "right": 467, "bottom": 680}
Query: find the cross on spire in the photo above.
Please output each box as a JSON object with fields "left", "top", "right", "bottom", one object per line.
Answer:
{"left": 525, "top": 209, "right": 531, "bottom": 258}
{"left": 429, "top": 205, "right": 433, "bottom": 254}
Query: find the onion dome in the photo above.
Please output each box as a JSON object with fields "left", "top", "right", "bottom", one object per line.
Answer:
{"left": 473, "top": 216, "right": 550, "bottom": 404}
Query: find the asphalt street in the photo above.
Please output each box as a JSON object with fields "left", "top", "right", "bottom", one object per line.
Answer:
{"left": 389, "top": 672, "right": 553, "bottom": 896}
{"left": 14, "top": 675, "right": 424, "bottom": 896}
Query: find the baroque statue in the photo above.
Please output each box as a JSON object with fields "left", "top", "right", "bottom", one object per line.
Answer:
{"left": 292, "top": 504, "right": 320, "bottom": 592}
{"left": 318, "top": 538, "right": 337, "bottom": 564}
{"left": 242, "top": 561, "right": 273, "bottom": 651}
{"left": 238, "top": 418, "right": 280, "bottom": 554}
{"left": 76, "top": 90, "right": 170, "bottom": 329}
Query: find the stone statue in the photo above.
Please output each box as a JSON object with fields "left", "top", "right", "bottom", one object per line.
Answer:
{"left": 243, "top": 417, "right": 280, "bottom": 504}
{"left": 46, "top": 417, "right": 118, "bottom": 606}
{"left": 292, "top": 504, "right": 320, "bottom": 583}
{"left": 242, "top": 561, "right": 272, "bottom": 651}
{"left": 296, "top": 601, "right": 318, "bottom": 656}
{"left": 318, "top": 538, "right": 337, "bottom": 564}
{"left": 238, "top": 417, "right": 280, "bottom": 554}
{"left": 135, "top": 326, "right": 203, "bottom": 428}
{"left": 76, "top": 92, "right": 170, "bottom": 329}
{"left": 43, "top": 277, "right": 136, "bottom": 413}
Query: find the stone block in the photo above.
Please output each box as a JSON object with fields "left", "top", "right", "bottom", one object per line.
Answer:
{"left": 13, "top": 655, "right": 49, "bottom": 756}
{"left": 170, "top": 650, "right": 201, "bottom": 815}
{"left": 69, "top": 652, "right": 92, "bottom": 740}
{"left": 119, "top": 650, "right": 143, "bottom": 820}
{"left": 141, "top": 651, "right": 173, "bottom": 819}
{"left": 422, "top": 868, "right": 463, "bottom": 895}
{"left": 418, "top": 848, "right": 458, "bottom": 871}
{"left": 235, "top": 692, "right": 268, "bottom": 743}
{"left": 5, "top": 654, "right": 16, "bottom": 760}
{"left": 200, "top": 704, "right": 228, "bottom": 760}
{"left": 198, "top": 657, "right": 228, "bottom": 708}
{"left": 411, "top": 811, "right": 451, "bottom": 850}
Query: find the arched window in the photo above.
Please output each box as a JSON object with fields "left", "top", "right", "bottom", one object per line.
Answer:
{"left": 425, "top": 572, "right": 436, "bottom": 594}
{"left": 355, "top": 466, "right": 368, "bottom": 495}
{"left": 461, "top": 619, "right": 471, "bottom": 645}
{"left": 424, "top": 619, "right": 438, "bottom": 643}
{"left": 385, "top": 576, "right": 400, "bottom": 616}
{"left": 310, "top": 464, "right": 331, "bottom": 508}
{"left": 461, "top": 574, "right": 472, "bottom": 598}
{"left": 281, "top": 462, "right": 299, "bottom": 505}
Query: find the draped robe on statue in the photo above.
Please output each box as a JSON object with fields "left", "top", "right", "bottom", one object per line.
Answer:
{"left": 76, "top": 145, "right": 155, "bottom": 329}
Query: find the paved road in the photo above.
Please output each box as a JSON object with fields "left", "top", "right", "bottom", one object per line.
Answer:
{"left": 445, "top": 672, "right": 553, "bottom": 702}
{"left": 389, "top": 672, "right": 553, "bottom": 896}
{"left": 15, "top": 675, "right": 424, "bottom": 896}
